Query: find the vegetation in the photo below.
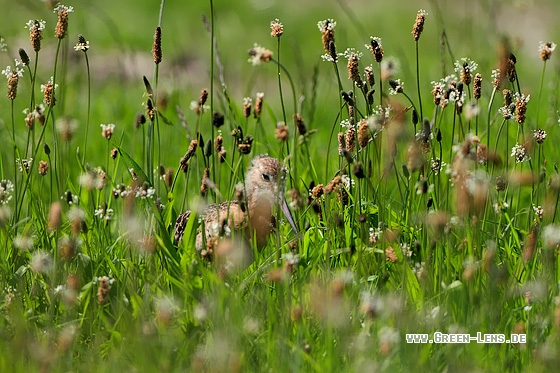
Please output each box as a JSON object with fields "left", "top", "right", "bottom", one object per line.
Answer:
{"left": 1, "top": 0, "right": 560, "bottom": 371}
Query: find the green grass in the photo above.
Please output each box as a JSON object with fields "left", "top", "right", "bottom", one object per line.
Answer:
{"left": 1, "top": 0, "right": 560, "bottom": 371}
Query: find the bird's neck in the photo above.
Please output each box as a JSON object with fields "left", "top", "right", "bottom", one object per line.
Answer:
{"left": 247, "top": 189, "right": 275, "bottom": 250}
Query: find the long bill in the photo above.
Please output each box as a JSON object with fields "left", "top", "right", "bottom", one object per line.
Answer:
{"left": 280, "top": 197, "right": 298, "bottom": 234}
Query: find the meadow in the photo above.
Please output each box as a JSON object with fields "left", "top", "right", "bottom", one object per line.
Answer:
{"left": 1, "top": 0, "right": 560, "bottom": 371}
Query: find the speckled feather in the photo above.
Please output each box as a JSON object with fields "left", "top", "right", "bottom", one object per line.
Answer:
{"left": 174, "top": 155, "right": 297, "bottom": 255}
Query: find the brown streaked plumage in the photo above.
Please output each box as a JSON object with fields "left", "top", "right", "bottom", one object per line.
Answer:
{"left": 174, "top": 155, "right": 298, "bottom": 257}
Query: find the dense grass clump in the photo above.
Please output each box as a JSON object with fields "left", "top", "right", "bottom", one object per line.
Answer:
{"left": 1, "top": 0, "right": 560, "bottom": 371}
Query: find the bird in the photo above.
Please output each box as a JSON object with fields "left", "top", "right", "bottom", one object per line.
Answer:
{"left": 174, "top": 155, "right": 298, "bottom": 259}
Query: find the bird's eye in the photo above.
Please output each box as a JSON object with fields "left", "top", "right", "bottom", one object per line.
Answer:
{"left": 262, "top": 173, "right": 271, "bottom": 182}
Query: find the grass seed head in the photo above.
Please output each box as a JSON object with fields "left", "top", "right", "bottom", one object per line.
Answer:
{"left": 100, "top": 123, "right": 115, "bottom": 140}
{"left": 18, "top": 48, "right": 30, "bottom": 66}
{"left": 385, "top": 246, "right": 398, "bottom": 263}
{"left": 146, "top": 98, "right": 155, "bottom": 121}
{"left": 54, "top": 4, "right": 73, "bottom": 40}
{"left": 473, "top": 73, "right": 482, "bottom": 99}
{"left": 507, "top": 53, "right": 517, "bottom": 83}
{"left": 6, "top": 69, "right": 19, "bottom": 100}
{"left": 367, "top": 36, "right": 384, "bottom": 63}
{"left": 515, "top": 94, "right": 530, "bottom": 125}
{"left": 346, "top": 51, "right": 362, "bottom": 87}
{"left": 212, "top": 111, "right": 225, "bottom": 128}
{"left": 275, "top": 122, "right": 289, "bottom": 141}
{"left": 318, "top": 19, "right": 336, "bottom": 53}
{"left": 353, "top": 162, "right": 365, "bottom": 179}
{"left": 27, "top": 20, "right": 45, "bottom": 52}
{"left": 25, "top": 112, "right": 35, "bottom": 129}
{"left": 358, "top": 119, "right": 370, "bottom": 147}
{"left": 48, "top": 201, "right": 62, "bottom": 231}
{"left": 152, "top": 26, "right": 162, "bottom": 64}
{"left": 310, "top": 184, "right": 324, "bottom": 200}
{"left": 364, "top": 65, "right": 375, "bottom": 87}
{"left": 247, "top": 44, "right": 273, "bottom": 65}
{"left": 539, "top": 41, "right": 556, "bottom": 61}
{"left": 254, "top": 92, "right": 264, "bottom": 117}
{"left": 238, "top": 135, "right": 253, "bottom": 155}
{"left": 200, "top": 167, "right": 210, "bottom": 197}
{"left": 345, "top": 125, "right": 356, "bottom": 153}
{"left": 38, "top": 160, "right": 48, "bottom": 175}
{"left": 337, "top": 132, "right": 346, "bottom": 156}
{"left": 198, "top": 88, "right": 209, "bottom": 107}
{"left": 96, "top": 276, "right": 112, "bottom": 305}
{"left": 412, "top": 9, "right": 427, "bottom": 41}
{"left": 270, "top": 18, "right": 283, "bottom": 37}
{"left": 243, "top": 97, "right": 252, "bottom": 118}
{"left": 134, "top": 112, "right": 146, "bottom": 128}
{"left": 294, "top": 113, "right": 307, "bottom": 135}
{"left": 74, "top": 34, "right": 89, "bottom": 52}
{"left": 533, "top": 129, "right": 547, "bottom": 144}
{"left": 492, "top": 69, "right": 501, "bottom": 89}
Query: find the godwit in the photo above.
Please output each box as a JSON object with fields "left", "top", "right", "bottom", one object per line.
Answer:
{"left": 174, "top": 155, "right": 298, "bottom": 257}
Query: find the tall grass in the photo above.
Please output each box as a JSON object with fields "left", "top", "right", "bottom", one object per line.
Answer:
{"left": 1, "top": 1, "right": 560, "bottom": 372}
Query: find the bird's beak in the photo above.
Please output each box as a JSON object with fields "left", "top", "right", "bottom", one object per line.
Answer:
{"left": 280, "top": 198, "right": 298, "bottom": 234}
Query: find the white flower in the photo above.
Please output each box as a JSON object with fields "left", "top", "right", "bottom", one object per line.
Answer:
{"left": 15, "top": 158, "right": 33, "bottom": 173}
{"left": 95, "top": 275, "right": 114, "bottom": 285}
{"left": 74, "top": 39, "right": 90, "bottom": 52}
{"left": 365, "top": 36, "right": 382, "bottom": 51}
{"left": 514, "top": 92, "right": 530, "bottom": 105}
{"left": 499, "top": 103, "right": 515, "bottom": 120}
{"left": 400, "top": 243, "right": 412, "bottom": 257}
{"left": 25, "top": 20, "right": 46, "bottom": 31}
{"left": 30, "top": 250, "right": 53, "bottom": 274}
{"left": 2, "top": 65, "right": 24, "bottom": 79}
{"left": 13, "top": 235, "right": 34, "bottom": 251}
{"left": 135, "top": 186, "right": 156, "bottom": 199}
{"left": 341, "top": 175, "right": 354, "bottom": 188}
{"left": 464, "top": 101, "right": 480, "bottom": 120}
{"left": 0, "top": 180, "right": 14, "bottom": 205}
{"left": 248, "top": 44, "right": 272, "bottom": 66}
{"left": 100, "top": 123, "right": 115, "bottom": 132}
{"left": 0, "top": 37, "right": 7, "bottom": 52}
{"left": 317, "top": 19, "right": 336, "bottom": 31}
{"left": 342, "top": 48, "right": 362, "bottom": 60}
{"left": 340, "top": 119, "right": 351, "bottom": 128}
{"left": 379, "top": 326, "right": 400, "bottom": 345}
{"left": 539, "top": 41, "right": 556, "bottom": 60}
{"left": 454, "top": 57, "right": 478, "bottom": 75}
{"left": 321, "top": 52, "right": 342, "bottom": 62}
{"left": 283, "top": 252, "right": 300, "bottom": 265}
{"left": 54, "top": 285, "right": 65, "bottom": 295}
{"left": 542, "top": 224, "right": 560, "bottom": 248}
{"left": 53, "top": 4, "right": 74, "bottom": 13}
{"left": 511, "top": 143, "right": 530, "bottom": 163}
{"left": 67, "top": 206, "right": 86, "bottom": 222}
{"left": 388, "top": 79, "right": 403, "bottom": 95}
{"left": 94, "top": 207, "right": 114, "bottom": 221}
{"left": 40, "top": 77, "right": 58, "bottom": 93}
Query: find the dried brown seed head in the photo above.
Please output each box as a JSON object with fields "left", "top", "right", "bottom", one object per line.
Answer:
{"left": 54, "top": 4, "right": 73, "bottom": 40}
{"left": 270, "top": 19, "right": 284, "bottom": 37}
{"left": 412, "top": 10, "right": 427, "bottom": 41}
{"left": 275, "top": 122, "right": 289, "bottom": 142}
{"left": 152, "top": 26, "right": 162, "bottom": 64}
